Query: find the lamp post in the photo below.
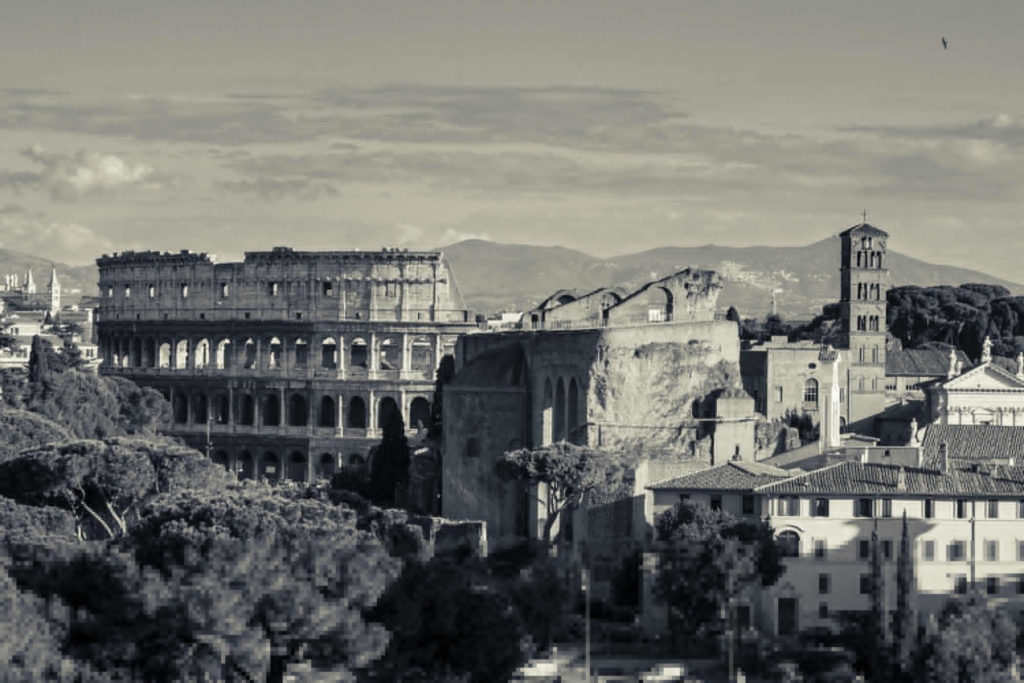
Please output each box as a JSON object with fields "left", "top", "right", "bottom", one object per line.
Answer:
{"left": 583, "top": 565, "right": 591, "bottom": 682}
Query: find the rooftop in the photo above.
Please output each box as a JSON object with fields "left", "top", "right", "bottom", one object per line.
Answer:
{"left": 757, "top": 460, "right": 1024, "bottom": 497}
{"left": 920, "top": 424, "right": 1024, "bottom": 468}
{"left": 648, "top": 461, "right": 793, "bottom": 491}
{"left": 886, "top": 348, "right": 970, "bottom": 377}
{"left": 838, "top": 222, "right": 889, "bottom": 238}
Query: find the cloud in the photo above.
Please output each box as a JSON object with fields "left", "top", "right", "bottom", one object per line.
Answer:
{"left": 5, "top": 146, "right": 157, "bottom": 200}
{"left": 439, "top": 228, "right": 490, "bottom": 245}
{"left": 0, "top": 212, "right": 113, "bottom": 264}
{"left": 397, "top": 223, "right": 425, "bottom": 246}
{"left": 219, "top": 177, "right": 338, "bottom": 201}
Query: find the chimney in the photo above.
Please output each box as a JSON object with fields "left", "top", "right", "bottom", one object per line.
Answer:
{"left": 938, "top": 442, "right": 949, "bottom": 474}
{"left": 896, "top": 467, "right": 907, "bottom": 491}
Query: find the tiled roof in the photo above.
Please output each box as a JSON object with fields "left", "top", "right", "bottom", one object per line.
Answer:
{"left": 920, "top": 424, "right": 1024, "bottom": 467}
{"left": 648, "top": 461, "right": 792, "bottom": 491}
{"left": 885, "top": 348, "right": 969, "bottom": 377}
{"left": 757, "top": 460, "right": 1024, "bottom": 497}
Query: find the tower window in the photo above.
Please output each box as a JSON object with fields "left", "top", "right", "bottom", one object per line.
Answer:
{"left": 180, "top": 283, "right": 189, "bottom": 298}
{"left": 148, "top": 285, "right": 155, "bottom": 298}
{"left": 862, "top": 236, "right": 873, "bottom": 250}
{"left": 124, "top": 285, "right": 131, "bottom": 298}
{"left": 220, "top": 282, "right": 229, "bottom": 297}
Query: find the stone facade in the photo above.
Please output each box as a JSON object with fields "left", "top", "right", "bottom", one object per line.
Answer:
{"left": 442, "top": 269, "right": 749, "bottom": 547}
{"left": 95, "top": 247, "right": 476, "bottom": 482}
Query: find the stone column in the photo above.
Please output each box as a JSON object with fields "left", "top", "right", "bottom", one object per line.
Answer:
{"left": 401, "top": 333, "right": 411, "bottom": 377}
{"left": 337, "top": 395, "right": 345, "bottom": 437}
{"left": 337, "top": 334, "right": 345, "bottom": 376}
{"left": 368, "top": 331, "right": 377, "bottom": 379}
{"left": 368, "top": 389, "right": 377, "bottom": 436}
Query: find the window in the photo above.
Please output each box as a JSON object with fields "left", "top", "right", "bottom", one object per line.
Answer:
{"left": 1018, "top": 541, "right": 1024, "bottom": 562}
{"left": 804, "top": 379, "right": 818, "bottom": 404}
{"left": 148, "top": 284, "right": 156, "bottom": 298}
{"left": 988, "top": 500, "right": 1000, "bottom": 519}
{"left": 923, "top": 540, "right": 935, "bottom": 561}
{"left": 106, "top": 285, "right": 113, "bottom": 298}
{"left": 812, "top": 498, "right": 829, "bottom": 517}
{"left": 220, "top": 282, "right": 229, "bottom": 297}
{"left": 862, "top": 236, "right": 873, "bottom": 250}
{"left": 385, "top": 281, "right": 397, "bottom": 297}
{"left": 882, "top": 499, "right": 893, "bottom": 517}
{"left": 180, "top": 283, "right": 189, "bottom": 298}
{"left": 924, "top": 499, "right": 934, "bottom": 519}
{"left": 814, "top": 539, "right": 827, "bottom": 559}
{"left": 948, "top": 540, "right": 966, "bottom": 562}
{"left": 1018, "top": 500, "right": 1024, "bottom": 518}
{"left": 954, "top": 575, "right": 968, "bottom": 594}
{"left": 124, "top": 285, "right": 131, "bottom": 298}
{"left": 956, "top": 499, "right": 968, "bottom": 519}
{"left": 855, "top": 498, "right": 874, "bottom": 518}
{"left": 882, "top": 540, "right": 893, "bottom": 561}
{"left": 775, "top": 386, "right": 783, "bottom": 402}
{"left": 818, "top": 602, "right": 829, "bottom": 619}
{"left": 322, "top": 281, "right": 333, "bottom": 296}
{"left": 818, "top": 573, "right": 830, "bottom": 595}
{"left": 860, "top": 574, "right": 871, "bottom": 594}
{"left": 858, "top": 540, "right": 870, "bottom": 560}
{"left": 777, "top": 531, "right": 800, "bottom": 558}
{"left": 269, "top": 282, "right": 279, "bottom": 297}
{"left": 986, "top": 540, "right": 999, "bottom": 562}
{"left": 779, "top": 496, "right": 799, "bottom": 516}
{"left": 710, "top": 495, "right": 722, "bottom": 512}
{"left": 742, "top": 495, "right": 755, "bottom": 515}
{"left": 859, "top": 347, "right": 865, "bottom": 363}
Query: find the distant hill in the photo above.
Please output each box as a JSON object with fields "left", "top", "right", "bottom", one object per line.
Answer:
{"left": 440, "top": 238, "right": 1024, "bottom": 319}
{"left": 0, "top": 248, "right": 96, "bottom": 303}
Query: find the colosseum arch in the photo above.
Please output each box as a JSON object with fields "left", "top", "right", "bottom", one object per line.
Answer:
{"left": 174, "top": 339, "right": 189, "bottom": 369}
{"left": 350, "top": 337, "right": 368, "bottom": 368}
{"left": 158, "top": 341, "right": 172, "bottom": 369}
{"left": 318, "top": 453, "right": 336, "bottom": 479}
{"left": 293, "top": 337, "right": 309, "bottom": 368}
{"left": 132, "top": 338, "right": 142, "bottom": 368}
{"left": 319, "top": 395, "right": 337, "bottom": 428}
{"left": 243, "top": 338, "right": 257, "bottom": 369}
{"left": 377, "top": 395, "right": 399, "bottom": 429}
{"left": 143, "top": 338, "right": 156, "bottom": 368}
{"left": 237, "top": 450, "right": 254, "bottom": 480}
{"left": 410, "top": 336, "right": 433, "bottom": 373}
{"left": 347, "top": 396, "right": 367, "bottom": 428}
{"left": 287, "top": 451, "right": 307, "bottom": 482}
{"left": 262, "top": 393, "right": 281, "bottom": 426}
{"left": 409, "top": 396, "right": 431, "bottom": 430}
{"left": 212, "top": 449, "right": 229, "bottom": 471}
{"left": 261, "top": 451, "right": 280, "bottom": 481}
{"left": 237, "top": 393, "right": 255, "bottom": 426}
{"left": 348, "top": 453, "right": 366, "bottom": 469}
{"left": 193, "top": 392, "right": 208, "bottom": 424}
{"left": 266, "top": 337, "right": 283, "bottom": 369}
{"left": 554, "top": 378, "right": 566, "bottom": 441}
{"left": 321, "top": 337, "right": 338, "bottom": 369}
{"left": 194, "top": 338, "right": 211, "bottom": 369}
{"left": 213, "top": 392, "right": 230, "bottom": 424}
{"left": 287, "top": 393, "right": 308, "bottom": 427}
{"left": 215, "top": 338, "right": 231, "bottom": 369}
{"left": 172, "top": 393, "right": 188, "bottom": 424}
{"left": 379, "top": 336, "right": 401, "bottom": 371}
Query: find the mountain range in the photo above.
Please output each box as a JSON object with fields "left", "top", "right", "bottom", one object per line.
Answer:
{"left": 439, "top": 238, "right": 1024, "bottom": 319}
{"left": 4, "top": 237, "right": 1021, "bottom": 319}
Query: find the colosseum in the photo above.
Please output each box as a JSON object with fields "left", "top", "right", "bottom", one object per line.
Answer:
{"left": 95, "top": 246, "right": 476, "bottom": 482}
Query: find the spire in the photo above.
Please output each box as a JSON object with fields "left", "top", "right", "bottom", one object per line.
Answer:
{"left": 24, "top": 266, "right": 35, "bottom": 294}
{"left": 48, "top": 265, "right": 58, "bottom": 289}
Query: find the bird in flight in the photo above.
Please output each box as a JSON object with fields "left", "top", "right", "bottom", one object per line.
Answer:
{"left": 942, "top": 36, "right": 948, "bottom": 49}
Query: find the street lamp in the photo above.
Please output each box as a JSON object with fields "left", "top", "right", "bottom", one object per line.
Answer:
{"left": 583, "top": 566, "right": 591, "bottom": 683}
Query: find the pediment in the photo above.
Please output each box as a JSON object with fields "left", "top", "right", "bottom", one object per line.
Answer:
{"left": 944, "top": 363, "right": 1024, "bottom": 391}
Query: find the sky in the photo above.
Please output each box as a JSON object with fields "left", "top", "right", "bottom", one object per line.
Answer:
{"left": 0, "top": 0, "right": 1023, "bottom": 280}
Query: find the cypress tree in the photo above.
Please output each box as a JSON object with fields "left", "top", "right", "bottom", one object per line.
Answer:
{"left": 27, "top": 335, "right": 49, "bottom": 385}
{"left": 894, "top": 510, "right": 915, "bottom": 675}
{"left": 868, "top": 519, "right": 888, "bottom": 678}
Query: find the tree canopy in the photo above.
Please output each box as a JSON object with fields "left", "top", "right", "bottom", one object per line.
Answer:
{"left": 495, "top": 441, "right": 631, "bottom": 546}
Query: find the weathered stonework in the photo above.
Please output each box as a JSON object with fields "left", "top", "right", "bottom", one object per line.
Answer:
{"left": 95, "top": 247, "right": 477, "bottom": 481}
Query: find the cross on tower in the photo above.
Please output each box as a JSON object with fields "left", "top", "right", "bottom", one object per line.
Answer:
{"left": 862, "top": 209, "right": 868, "bottom": 224}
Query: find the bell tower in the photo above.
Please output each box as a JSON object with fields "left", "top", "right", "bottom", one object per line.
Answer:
{"left": 839, "top": 221, "right": 889, "bottom": 427}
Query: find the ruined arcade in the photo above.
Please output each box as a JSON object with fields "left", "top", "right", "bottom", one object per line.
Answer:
{"left": 95, "top": 247, "right": 476, "bottom": 482}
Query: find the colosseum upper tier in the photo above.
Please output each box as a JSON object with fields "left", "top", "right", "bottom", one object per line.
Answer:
{"left": 95, "top": 246, "right": 476, "bottom": 483}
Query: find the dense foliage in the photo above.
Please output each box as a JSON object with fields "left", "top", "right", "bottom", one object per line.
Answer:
{"left": 655, "top": 502, "right": 784, "bottom": 642}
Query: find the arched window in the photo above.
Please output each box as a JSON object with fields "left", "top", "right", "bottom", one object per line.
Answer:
{"left": 143, "top": 338, "right": 156, "bottom": 368}
{"left": 267, "top": 337, "right": 283, "bottom": 369}
{"left": 214, "top": 393, "right": 230, "bottom": 424}
{"left": 347, "top": 396, "right": 367, "bottom": 428}
{"left": 243, "top": 338, "right": 257, "bottom": 369}
{"left": 294, "top": 338, "right": 308, "bottom": 367}
{"left": 378, "top": 396, "right": 399, "bottom": 429}
{"left": 409, "top": 397, "right": 431, "bottom": 430}
{"left": 158, "top": 342, "right": 172, "bottom": 368}
{"left": 321, "top": 337, "right": 337, "bottom": 369}
{"left": 194, "top": 339, "right": 211, "bottom": 369}
{"left": 174, "top": 339, "right": 189, "bottom": 369}
{"left": 348, "top": 454, "right": 366, "bottom": 470}
{"left": 803, "top": 378, "right": 818, "bottom": 405}
{"left": 193, "top": 393, "right": 208, "bottom": 424}
{"left": 350, "top": 338, "right": 368, "bottom": 368}
{"left": 287, "top": 393, "right": 308, "bottom": 427}
{"left": 212, "top": 449, "right": 229, "bottom": 470}
{"left": 320, "top": 396, "right": 337, "bottom": 428}
{"left": 287, "top": 451, "right": 307, "bottom": 482}
{"left": 645, "top": 287, "right": 673, "bottom": 322}
{"left": 554, "top": 378, "right": 566, "bottom": 441}
{"left": 263, "top": 394, "right": 281, "bottom": 426}
{"left": 237, "top": 451, "right": 254, "bottom": 480}
{"left": 261, "top": 452, "right": 280, "bottom": 481}
{"left": 318, "top": 453, "right": 336, "bottom": 479}
{"left": 410, "top": 336, "right": 433, "bottom": 372}
{"left": 238, "top": 393, "right": 255, "bottom": 426}
{"left": 379, "top": 337, "right": 401, "bottom": 370}
{"left": 215, "top": 339, "right": 231, "bottom": 369}
{"left": 777, "top": 531, "right": 800, "bottom": 558}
